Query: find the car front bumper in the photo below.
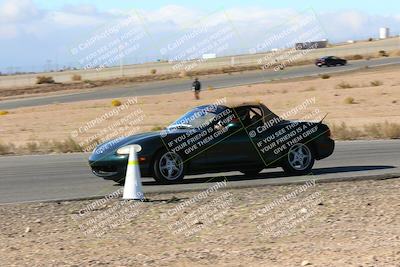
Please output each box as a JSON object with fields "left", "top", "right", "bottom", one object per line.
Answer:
{"left": 88, "top": 152, "right": 151, "bottom": 182}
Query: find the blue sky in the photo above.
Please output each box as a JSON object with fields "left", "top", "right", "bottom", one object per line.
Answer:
{"left": 0, "top": 0, "right": 399, "bottom": 72}
{"left": 32, "top": 0, "right": 400, "bottom": 15}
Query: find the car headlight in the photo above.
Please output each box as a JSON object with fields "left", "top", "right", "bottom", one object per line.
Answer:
{"left": 116, "top": 144, "right": 142, "bottom": 155}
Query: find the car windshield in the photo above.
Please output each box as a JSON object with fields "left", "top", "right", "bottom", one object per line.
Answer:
{"left": 168, "top": 105, "right": 225, "bottom": 129}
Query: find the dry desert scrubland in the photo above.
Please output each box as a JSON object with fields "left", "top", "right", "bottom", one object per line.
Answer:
{"left": 0, "top": 65, "right": 399, "bottom": 154}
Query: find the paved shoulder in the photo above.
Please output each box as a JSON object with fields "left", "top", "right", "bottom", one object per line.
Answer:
{"left": 0, "top": 140, "right": 399, "bottom": 204}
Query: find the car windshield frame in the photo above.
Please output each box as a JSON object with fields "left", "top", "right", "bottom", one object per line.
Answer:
{"left": 168, "top": 105, "right": 227, "bottom": 129}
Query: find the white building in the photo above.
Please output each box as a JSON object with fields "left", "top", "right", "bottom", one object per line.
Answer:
{"left": 379, "top": 27, "right": 390, "bottom": 39}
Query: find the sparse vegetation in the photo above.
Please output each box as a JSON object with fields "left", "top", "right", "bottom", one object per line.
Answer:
{"left": 26, "top": 142, "right": 39, "bottom": 153}
{"left": 336, "top": 81, "right": 357, "bottom": 89}
{"left": 370, "top": 80, "right": 383, "bottom": 87}
{"left": 179, "top": 71, "right": 188, "bottom": 78}
{"left": 364, "top": 122, "right": 400, "bottom": 139}
{"left": 321, "top": 74, "right": 330, "bottom": 79}
{"left": 344, "top": 97, "right": 355, "bottom": 104}
{"left": 346, "top": 54, "right": 363, "bottom": 60}
{"left": 208, "top": 86, "right": 214, "bottom": 91}
{"left": 0, "top": 110, "right": 9, "bottom": 115}
{"left": 331, "top": 122, "right": 362, "bottom": 140}
{"left": 36, "top": 76, "right": 55, "bottom": 84}
{"left": 2, "top": 63, "right": 400, "bottom": 154}
{"left": 111, "top": 99, "right": 122, "bottom": 107}
{"left": 4, "top": 49, "right": 399, "bottom": 100}
{"left": 52, "top": 138, "right": 83, "bottom": 153}
{"left": 150, "top": 69, "right": 157, "bottom": 75}
{"left": 382, "top": 122, "right": 400, "bottom": 139}
{"left": 368, "top": 37, "right": 373, "bottom": 41}
{"left": 0, "top": 142, "right": 15, "bottom": 155}
{"left": 0, "top": 138, "right": 83, "bottom": 155}
{"left": 330, "top": 122, "right": 400, "bottom": 140}
{"left": 379, "top": 50, "right": 388, "bottom": 57}
{"left": 71, "top": 74, "right": 82, "bottom": 81}
{"left": 303, "top": 86, "right": 316, "bottom": 92}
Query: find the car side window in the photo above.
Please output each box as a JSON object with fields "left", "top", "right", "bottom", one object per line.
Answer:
{"left": 217, "top": 106, "right": 264, "bottom": 129}
{"left": 249, "top": 107, "right": 263, "bottom": 127}
{"left": 234, "top": 106, "right": 263, "bottom": 127}
{"left": 234, "top": 107, "right": 252, "bottom": 127}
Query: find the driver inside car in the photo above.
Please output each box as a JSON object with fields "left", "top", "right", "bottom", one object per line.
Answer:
{"left": 236, "top": 109, "right": 252, "bottom": 126}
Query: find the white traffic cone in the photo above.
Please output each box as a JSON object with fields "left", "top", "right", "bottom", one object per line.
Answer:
{"left": 123, "top": 145, "right": 144, "bottom": 200}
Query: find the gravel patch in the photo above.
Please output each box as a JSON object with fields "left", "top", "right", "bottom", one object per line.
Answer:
{"left": 1, "top": 178, "right": 399, "bottom": 266}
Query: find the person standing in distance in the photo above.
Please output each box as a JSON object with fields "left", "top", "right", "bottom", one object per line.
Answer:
{"left": 192, "top": 77, "right": 201, "bottom": 100}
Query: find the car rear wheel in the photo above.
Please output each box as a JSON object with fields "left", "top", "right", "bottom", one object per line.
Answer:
{"left": 282, "top": 143, "right": 314, "bottom": 175}
{"left": 153, "top": 150, "right": 185, "bottom": 184}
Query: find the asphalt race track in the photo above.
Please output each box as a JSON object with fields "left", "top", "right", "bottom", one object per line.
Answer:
{"left": 0, "top": 140, "right": 399, "bottom": 204}
{"left": 1, "top": 57, "right": 399, "bottom": 110}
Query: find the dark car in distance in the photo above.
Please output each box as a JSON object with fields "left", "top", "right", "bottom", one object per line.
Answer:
{"left": 315, "top": 56, "right": 347, "bottom": 67}
{"left": 89, "top": 102, "right": 335, "bottom": 184}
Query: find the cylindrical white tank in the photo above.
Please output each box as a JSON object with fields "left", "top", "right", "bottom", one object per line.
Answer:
{"left": 379, "top": 27, "right": 389, "bottom": 39}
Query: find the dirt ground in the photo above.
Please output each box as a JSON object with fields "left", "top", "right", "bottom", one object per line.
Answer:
{"left": 0, "top": 65, "right": 399, "bottom": 150}
{"left": 1, "top": 178, "right": 399, "bottom": 266}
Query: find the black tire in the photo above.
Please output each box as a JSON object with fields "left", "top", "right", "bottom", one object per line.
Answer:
{"left": 281, "top": 143, "right": 315, "bottom": 176}
{"left": 240, "top": 168, "right": 263, "bottom": 176}
{"left": 152, "top": 150, "right": 185, "bottom": 184}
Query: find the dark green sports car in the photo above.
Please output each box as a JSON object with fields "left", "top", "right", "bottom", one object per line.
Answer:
{"left": 89, "top": 102, "right": 334, "bottom": 184}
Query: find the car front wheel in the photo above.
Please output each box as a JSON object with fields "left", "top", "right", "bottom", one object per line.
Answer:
{"left": 282, "top": 143, "right": 315, "bottom": 175}
{"left": 153, "top": 150, "right": 185, "bottom": 184}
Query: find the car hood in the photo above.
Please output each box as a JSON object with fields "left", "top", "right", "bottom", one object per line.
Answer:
{"left": 93, "top": 131, "right": 162, "bottom": 155}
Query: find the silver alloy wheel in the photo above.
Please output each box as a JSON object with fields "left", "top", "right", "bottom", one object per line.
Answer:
{"left": 287, "top": 143, "right": 312, "bottom": 171}
{"left": 158, "top": 152, "right": 184, "bottom": 181}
